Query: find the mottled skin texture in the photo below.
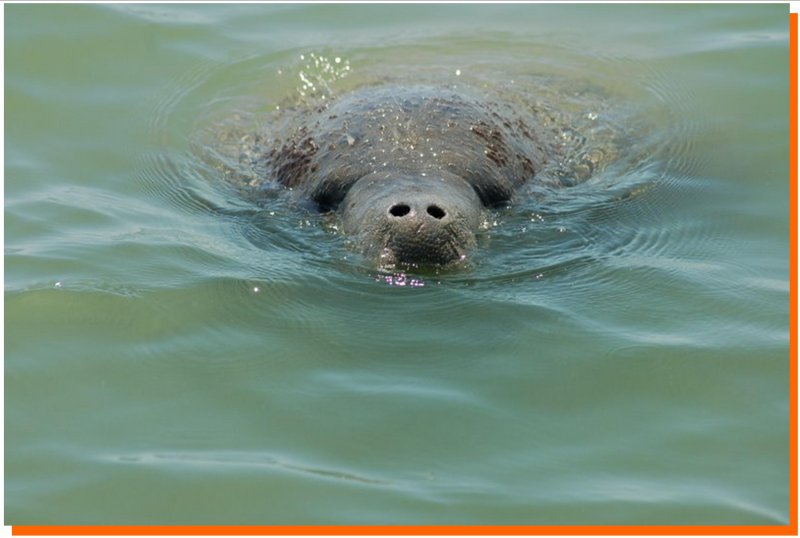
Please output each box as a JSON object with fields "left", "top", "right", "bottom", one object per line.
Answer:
{"left": 263, "top": 85, "right": 556, "bottom": 267}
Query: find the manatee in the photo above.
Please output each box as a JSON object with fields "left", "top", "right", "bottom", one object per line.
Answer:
{"left": 234, "top": 84, "right": 616, "bottom": 268}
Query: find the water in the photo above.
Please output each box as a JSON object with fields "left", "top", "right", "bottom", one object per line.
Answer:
{"left": 5, "top": 4, "right": 791, "bottom": 526}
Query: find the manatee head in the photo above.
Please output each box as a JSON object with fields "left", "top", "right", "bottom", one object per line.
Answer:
{"left": 339, "top": 170, "right": 484, "bottom": 268}
{"left": 263, "top": 85, "right": 546, "bottom": 269}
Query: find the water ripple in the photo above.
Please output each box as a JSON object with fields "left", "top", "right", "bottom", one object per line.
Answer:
{"left": 109, "top": 451, "right": 391, "bottom": 486}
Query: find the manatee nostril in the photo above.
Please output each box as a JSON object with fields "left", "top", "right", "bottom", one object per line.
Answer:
{"left": 389, "top": 204, "right": 411, "bottom": 217}
{"left": 426, "top": 204, "right": 446, "bottom": 219}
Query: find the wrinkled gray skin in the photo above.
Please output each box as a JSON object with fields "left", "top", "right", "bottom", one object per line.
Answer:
{"left": 263, "top": 85, "right": 555, "bottom": 268}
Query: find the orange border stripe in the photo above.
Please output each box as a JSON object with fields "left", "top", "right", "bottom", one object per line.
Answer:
{"left": 789, "top": 10, "right": 798, "bottom": 538}
{"left": 9, "top": 10, "right": 799, "bottom": 538}
{"left": 8, "top": 526, "right": 799, "bottom": 536}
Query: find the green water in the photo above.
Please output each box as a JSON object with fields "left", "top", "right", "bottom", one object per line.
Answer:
{"left": 5, "top": 4, "right": 791, "bottom": 526}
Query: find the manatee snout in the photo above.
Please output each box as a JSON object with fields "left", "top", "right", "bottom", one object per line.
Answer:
{"left": 341, "top": 171, "right": 483, "bottom": 268}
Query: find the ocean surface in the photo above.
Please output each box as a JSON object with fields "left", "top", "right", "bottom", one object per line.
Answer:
{"left": 5, "top": 3, "right": 791, "bottom": 525}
